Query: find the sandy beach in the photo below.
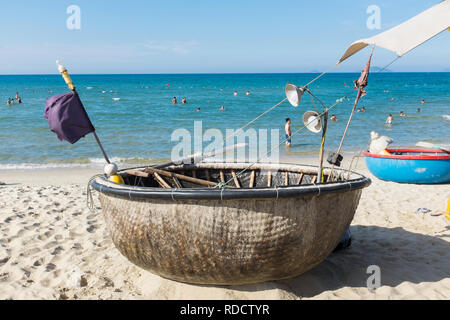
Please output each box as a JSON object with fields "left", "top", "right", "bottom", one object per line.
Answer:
{"left": 0, "top": 158, "right": 449, "bottom": 300}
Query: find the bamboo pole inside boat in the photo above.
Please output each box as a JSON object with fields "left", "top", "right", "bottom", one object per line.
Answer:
{"left": 284, "top": 172, "right": 289, "bottom": 186}
{"left": 126, "top": 170, "right": 149, "bottom": 178}
{"left": 220, "top": 170, "right": 225, "bottom": 183}
{"left": 125, "top": 169, "right": 220, "bottom": 188}
{"left": 231, "top": 171, "right": 241, "bottom": 188}
{"left": 172, "top": 176, "right": 182, "bottom": 188}
{"left": 181, "top": 163, "right": 332, "bottom": 176}
{"left": 145, "top": 167, "right": 219, "bottom": 188}
{"left": 153, "top": 173, "right": 171, "bottom": 189}
{"left": 297, "top": 173, "right": 304, "bottom": 185}
{"left": 267, "top": 171, "right": 272, "bottom": 187}
{"left": 249, "top": 171, "right": 255, "bottom": 188}
{"left": 311, "top": 176, "right": 317, "bottom": 184}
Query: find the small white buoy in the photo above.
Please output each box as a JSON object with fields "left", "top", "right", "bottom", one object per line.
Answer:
{"left": 104, "top": 163, "right": 118, "bottom": 176}
{"left": 104, "top": 163, "right": 125, "bottom": 184}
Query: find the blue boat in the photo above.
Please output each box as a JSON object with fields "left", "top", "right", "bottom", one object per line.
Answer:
{"left": 364, "top": 148, "right": 450, "bottom": 184}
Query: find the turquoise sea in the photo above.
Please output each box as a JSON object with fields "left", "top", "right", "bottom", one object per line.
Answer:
{"left": 0, "top": 73, "right": 449, "bottom": 169}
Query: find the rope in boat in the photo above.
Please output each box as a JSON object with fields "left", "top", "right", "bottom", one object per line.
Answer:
{"left": 218, "top": 47, "right": 399, "bottom": 169}
{"left": 308, "top": 91, "right": 319, "bottom": 114}
{"left": 220, "top": 98, "right": 288, "bottom": 146}
{"left": 303, "top": 64, "right": 338, "bottom": 88}
{"left": 214, "top": 52, "right": 402, "bottom": 186}
{"left": 87, "top": 174, "right": 105, "bottom": 213}
{"left": 217, "top": 63, "right": 340, "bottom": 149}
{"left": 329, "top": 49, "right": 404, "bottom": 180}
{"left": 219, "top": 49, "right": 401, "bottom": 185}
{"left": 375, "top": 56, "right": 401, "bottom": 74}
{"left": 164, "top": 51, "right": 398, "bottom": 169}
{"left": 216, "top": 95, "right": 349, "bottom": 189}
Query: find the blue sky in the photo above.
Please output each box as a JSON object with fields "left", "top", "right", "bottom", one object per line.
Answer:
{"left": 0, "top": 0, "right": 448, "bottom": 74}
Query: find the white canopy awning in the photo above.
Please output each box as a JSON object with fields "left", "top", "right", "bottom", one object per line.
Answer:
{"left": 338, "top": 0, "right": 450, "bottom": 64}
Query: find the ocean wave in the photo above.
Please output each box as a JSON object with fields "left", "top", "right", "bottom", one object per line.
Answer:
{"left": 88, "top": 157, "right": 159, "bottom": 165}
{"left": 0, "top": 163, "right": 94, "bottom": 170}
{"left": 0, "top": 157, "right": 160, "bottom": 170}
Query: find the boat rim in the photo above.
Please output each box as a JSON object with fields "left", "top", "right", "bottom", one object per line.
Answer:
{"left": 364, "top": 148, "right": 450, "bottom": 160}
{"left": 90, "top": 162, "right": 371, "bottom": 201}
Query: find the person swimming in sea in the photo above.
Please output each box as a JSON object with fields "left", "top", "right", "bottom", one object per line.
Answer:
{"left": 220, "top": 105, "right": 225, "bottom": 111}
{"left": 182, "top": 97, "right": 187, "bottom": 104}
{"left": 417, "top": 108, "right": 421, "bottom": 113}
{"left": 400, "top": 111, "right": 406, "bottom": 117}
{"left": 15, "top": 92, "right": 22, "bottom": 104}
{"left": 172, "top": 97, "right": 178, "bottom": 105}
{"left": 233, "top": 91, "right": 238, "bottom": 97}
{"left": 386, "top": 114, "right": 394, "bottom": 124}
{"left": 330, "top": 115, "right": 338, "bottom": 121}
{"left": 246, "top": 91, "right": 250, "bottom": 96}
{"left": 285, "top": 118, "right": 292, "bottom": 147}
{"left": 197, "top": 107, "right": 201, "bottom": 112}
{"left": 361, "top": 107, "right": 366, "bottom": 112}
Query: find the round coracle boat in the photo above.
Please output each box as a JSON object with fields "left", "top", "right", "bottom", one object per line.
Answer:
{"left": 90, "top": 162, "right": 371, "bottom": 285}
{"left": 364, "top": 149, "right": 450, "bottom": 184}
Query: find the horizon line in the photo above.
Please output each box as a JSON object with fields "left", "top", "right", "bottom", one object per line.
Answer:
{"left": 1, "top": 71, "right": 449, "bottom": 76}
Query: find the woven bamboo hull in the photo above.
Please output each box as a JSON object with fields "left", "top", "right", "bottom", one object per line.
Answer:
{"left": 92, "top": 163, "right": 370, "bottom": 285}
{"left": 99, "top": 190, "right": 362, "bottom": 285}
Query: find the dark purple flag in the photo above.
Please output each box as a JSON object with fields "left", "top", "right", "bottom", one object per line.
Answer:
{"left": 44, "top": 91, "right": 95, "bottom": 144}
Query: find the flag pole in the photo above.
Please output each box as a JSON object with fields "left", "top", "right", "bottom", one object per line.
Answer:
{"left": 56, "top": 61, "right": 111, "bottom": 164}
{"left": 92, "top": 132, "right": 111, "bottom": 164}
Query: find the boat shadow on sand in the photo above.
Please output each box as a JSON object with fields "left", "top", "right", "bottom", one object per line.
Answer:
{"left": 208, "top": 225, "right": 450, "bottom": 298}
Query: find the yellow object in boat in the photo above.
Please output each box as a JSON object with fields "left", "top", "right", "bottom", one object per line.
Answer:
{"left": 377, "top": 149, "right": 391, "bottom": 156}
{"left": 109, "top": 174, "right": 124, "bottom": 184}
